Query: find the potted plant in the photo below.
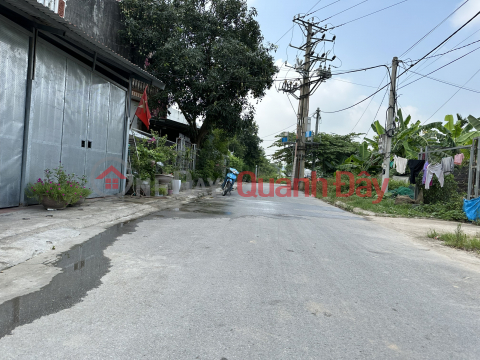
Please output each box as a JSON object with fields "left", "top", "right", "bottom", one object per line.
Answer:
{"left": 158, "top": 186, "right": 168, "bottom": 197}
{"left": 25, "top": 164, "right": 92, "bottom": 209}
{"left": 130, "top": 130, "right": 178, "bottom": 187}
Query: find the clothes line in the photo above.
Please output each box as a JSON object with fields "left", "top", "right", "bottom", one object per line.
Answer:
{"left": 418, "top": 144, "right": 472, "bottom": 154}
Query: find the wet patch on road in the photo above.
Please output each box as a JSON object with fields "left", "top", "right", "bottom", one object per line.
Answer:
{"left": 0, "top": 221, "right": 137, "bottom": 339}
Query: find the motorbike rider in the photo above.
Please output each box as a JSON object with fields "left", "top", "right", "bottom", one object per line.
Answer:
{"left": 221, "top": 167, "right": 239, "bottom": 190}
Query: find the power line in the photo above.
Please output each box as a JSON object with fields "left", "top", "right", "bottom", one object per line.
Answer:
{"left": 398, "top": 28, "right": 480, "bottom": 86}
{"left": 422, "top": 67, "right": 480, "bottom": 124}
{"left": 275, "top": 0, "right": 331, "bottom": 44}
{"left": 399, "top": 10, "right": 480, "bottom": 77}
{"left": 331, "top": 64, "right": 390, "bottom": 76}
{"left": 400, "top": 69, "right": 480, "bottom": 94}
{"left": 320, "top": 0, "right": 369, "bottom": 23}
{"left": 302, "top": 0, "right": 324, "bottom": 18}
{"left": 333, "top": 0, "right": 409, "bottom": 28}
{"left": 303, "top": 0, "right": 341, "bottom": 18}
{"left": 408, "top": 39, "right": 480, "bottom": 61}
{"left": 400, "top": 0, "right": 470, "bottom": 57}
{"left": 363, "top": 85, "right": 389, "bottom": 140}
{"left": 351, "top": 72, "right": 388, "bottom": 132}
{"left": 260, "top": 123, "right": 296, "bottom": 139}
{"left": 331, "top": 78, "right": 378, "bottom": 88}
{"left": 398, "top": 44, "right": 480, "bottom": 90}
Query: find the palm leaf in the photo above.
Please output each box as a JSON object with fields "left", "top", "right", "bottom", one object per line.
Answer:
{"left": 456, "top": 130, "right": 480, "bottom": 144}
{"left": 404, "top": 114, "right": 411, "bottom": 127}
{"left": 468, "top": 115, "right": 480, "bottom": 131}
{"left": 461, "top": 123, "right": 473, "bottom": 135}
{"left": 396, "top": 109, "right": 404, "bottom": 129}
{"left": 444, "top": 114, "right": 455, "bottom": 131}
{"left": 373, "top": 120, "right": 385, "bottom": 135}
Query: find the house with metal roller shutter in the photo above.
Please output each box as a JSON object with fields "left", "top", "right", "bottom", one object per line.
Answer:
{"left": 0, "top": 0, "right": 165, "bottom": 208}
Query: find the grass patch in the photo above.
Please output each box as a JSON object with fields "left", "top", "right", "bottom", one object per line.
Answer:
{"left": 428, "top": 224, "right": 480, "bottom": 252}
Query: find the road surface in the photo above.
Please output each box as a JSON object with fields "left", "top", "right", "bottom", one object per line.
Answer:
{"left": 1, "top": 184, "right": 479, "bottom": 359}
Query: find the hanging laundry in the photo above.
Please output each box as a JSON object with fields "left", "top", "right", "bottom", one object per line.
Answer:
{"left": 425, "top": 163, "right": 444, "bottom": 189}
{"left": 393, "top": 155, "right": 408, "bottom": 174}
{"left": 463, "top": 197, "right": 480, "bottom": 221}
{"left": 441, "top": 156, "right": 454, "bottom": 175}
{"left": 454, "top": 153, "right": 464, "bottom": 165}
{"left": 422, "top": 161, "right": 432, "bottom": 186}
{"left": 407, "top": 160, "right": 425, "bottom": 184}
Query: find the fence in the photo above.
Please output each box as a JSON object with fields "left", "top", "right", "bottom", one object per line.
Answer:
{"left": 128, "top": 129, "right": 197, "bottom": 174}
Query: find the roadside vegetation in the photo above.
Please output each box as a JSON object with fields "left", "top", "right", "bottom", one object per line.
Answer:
{"left": 427, "top": 225, "right": 480, "bottom": 252}
{"left": 315, "top": 174, "right": 468, "bottom": 222}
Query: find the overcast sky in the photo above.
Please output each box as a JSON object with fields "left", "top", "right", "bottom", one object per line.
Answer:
{"left": 246, "top": 0, "right": 480, "bottom": 157}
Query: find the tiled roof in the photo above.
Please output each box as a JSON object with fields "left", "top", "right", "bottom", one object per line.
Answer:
{"left": 1, "top": 0, "right": 164, "bottom": 89}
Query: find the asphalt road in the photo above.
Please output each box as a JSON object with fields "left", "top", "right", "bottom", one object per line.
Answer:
{"left": 1, "top": 184, "right": 480, "bottom": 359}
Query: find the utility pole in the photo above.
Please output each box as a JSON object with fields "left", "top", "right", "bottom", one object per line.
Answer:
{"left": 312, "top": 108, "right": 321, "bottom": 172}
{"left": 280, "top": 16, "right": 335, "bottom": 189}
{"left": 295, "top": 22, "right": 313, "bottom": 189}
{"left": 314, "top": 107, "right": 321, "bottom": 136}
{"left": 381, "top": 57, "right": 399, "bottom": 192}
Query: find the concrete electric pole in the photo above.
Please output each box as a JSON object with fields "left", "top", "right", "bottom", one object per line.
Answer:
{"left": 314, "top": 107, "right": 321, "bottom": 136}
{"left": 381, "top": 57, "right": 399, "bottom": 192}
{"left": 295, "top": 22, "right": 313, "bottom": 187}
{"left": 312, "top": 108, "right": 321, "bottom": 172}
{"left": 279, "top": 16, "right": 335, "bottom": 188}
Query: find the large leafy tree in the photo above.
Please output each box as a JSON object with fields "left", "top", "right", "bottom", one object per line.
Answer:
{"left": 120, "top": 0, "right": 277, "bottom": 144}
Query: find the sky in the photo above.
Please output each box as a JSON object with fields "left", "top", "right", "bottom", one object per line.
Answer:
{"left": 245, "top": 0, "right": 480, "bottom": 157}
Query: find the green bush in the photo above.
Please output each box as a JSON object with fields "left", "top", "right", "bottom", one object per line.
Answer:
{"left": 417, "top": 173, "right": 462, "bottom": 204}
{"left": 388, "top": 179, "right": 410, "bottom": 190}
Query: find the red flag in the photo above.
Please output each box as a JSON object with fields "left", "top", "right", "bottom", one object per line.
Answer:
{"left": 135, "top": 86, "right": 151, "bottom": 130}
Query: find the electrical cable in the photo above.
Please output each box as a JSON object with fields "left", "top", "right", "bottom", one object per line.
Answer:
{"left": 422, "top": 67, "right": 480, "bottom": 124}
{"left": 333, "top": 0, "right": 409, "bottom": 28}
{"left": 400, "top": 0, "right": 470, "bottom": 57}
{"left": 331, "top": 78, "right": 378, "bottom": 88}
{"left": 301, "top": 0, "right": 324, "bottom": 18}
{"left": 398, "top": 10, "right": 480, "bottom": 77}
{"left": 398, "top": 44, "right": 480, "bottom": 90}
{"left": 363, "top": 84, "right": 389, "bottom": 140}
{"left": 398, "top": 30, "right": 480, "bottom": 86}
{"left": 303, "top": 0, "right": 341, "bottom": 18}
{"left": 400, "top": 68, "right": 480, "bottom": 94}
{"left": 323, "top": 10, "right": 480, "bottom": 118}
{"left": 408, "top": 39, "right": 480, "bottom": 61}
{"left": 275, "top": 0, "right": 331, "bottom": 44}
{"left": 260, "top": 122, "right": 297, "bottom": 139}
{"left": 319, "top": 0, "right": 369, "bottom": 23}
{"left": 351, "top": 72, "right": 389, "bottom": 132}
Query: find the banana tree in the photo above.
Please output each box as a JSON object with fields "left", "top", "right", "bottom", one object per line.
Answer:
{"left": 339, "top": 141, "right": 382, "bottom": 173}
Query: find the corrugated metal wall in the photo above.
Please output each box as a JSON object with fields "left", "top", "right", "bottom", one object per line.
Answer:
{"left": 60, "top": 59, "right": 90, "bottom": 179}
{"left": 0, "top": 24, "right": 128, "bottom": 208}
{"left": 0, "top": 22, "right": 29, "bottom": 208}
{"left": 26, "top": 41, "right": 67, "bottom": 188}
{"left": 104, "top": 84, "right": 126, "bottom": 196}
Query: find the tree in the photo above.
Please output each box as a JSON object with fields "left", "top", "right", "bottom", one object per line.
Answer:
{"left": 270, "top": 132, "right": 360, "bottom": 176}
{"left": 120, "top": 0, "right": 277, "bottom": 144}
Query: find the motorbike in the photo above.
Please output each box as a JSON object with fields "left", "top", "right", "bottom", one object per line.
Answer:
{"left": 222, "top": 168, "right": 239, "bottom": 196}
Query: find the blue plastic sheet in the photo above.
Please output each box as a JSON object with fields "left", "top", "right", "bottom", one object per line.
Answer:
{"left": 463, "top": 197, "right": 480, "bottom": 221}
